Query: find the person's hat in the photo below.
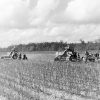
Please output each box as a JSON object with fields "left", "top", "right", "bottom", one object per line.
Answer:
{"left": 65, "top": 45, "right": 69, "bottom": 49}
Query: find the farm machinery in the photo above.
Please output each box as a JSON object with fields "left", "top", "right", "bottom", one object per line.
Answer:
{"left": 54, "top": 46, "right": 81, "bottom": 62}
{"left": 54, "top": 46, "right": 99, "bottom": 62}
{"left": 54, "top": 51, "right": 80, "bottom": 62}
{"left": 1, "top": 48, "right": 28, "bottom": 60}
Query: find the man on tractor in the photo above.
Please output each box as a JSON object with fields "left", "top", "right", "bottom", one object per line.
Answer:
{"left": 63, "top": 45, "right": 81, "bottom": 61}
{"left": 9, "top": 46, "right": 18, "bottom": 59}
{"left": 62, "top": 45, "right": 74, "bottom": 57}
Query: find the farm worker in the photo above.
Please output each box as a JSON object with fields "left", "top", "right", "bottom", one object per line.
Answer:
{"left": 23, "top": 54, "right": 28, "bottom": 60}
{"left": 12, "top": 52, "right": 18, "bottom": 59}
{"left": 85, "top": 51, "right": 89, "bottom": 56}
{"left": 63, "top": 45, "right": 74, "bottom": 56}
{"left": 65, "top": 45, "right": 69, "bottom": 50}
{"left": 85, "top": 50, "right": 89, "bottom": 62}
{"left": 62, "top": 45, "right": 69, "bottom": 57}
{"left": 9, "top": 46, "right": 17, "bottom": 56}
{"left": 18, "top": 53, "right": 22, "bottom": 60}
{"left": 77, "top": 53, "right": 80, "bottom": 60}
{"left": 67, "top": 45, "right": 74, "bottom": 53}
{"left": 95, "top": 53, "right": 99, "bottom": 59}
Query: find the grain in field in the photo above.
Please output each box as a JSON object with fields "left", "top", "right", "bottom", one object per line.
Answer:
{"left": 0, "top": 52, "right": 99, "bottom": 100}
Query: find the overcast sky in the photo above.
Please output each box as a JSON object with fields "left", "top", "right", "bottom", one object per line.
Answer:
{"left": 0, "top": 0, "right": 100, "bottom": 47}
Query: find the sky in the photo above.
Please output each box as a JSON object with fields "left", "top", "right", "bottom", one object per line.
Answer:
{"left": 0, "top": 0, "right": 100, "bottom": 47}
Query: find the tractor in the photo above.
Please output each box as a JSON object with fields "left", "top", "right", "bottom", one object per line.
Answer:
{"left": 1, "top": 48, "right": 28, "bottom": 60}
{"left": 54, "top": 49, "right": 80, "bottom": 62}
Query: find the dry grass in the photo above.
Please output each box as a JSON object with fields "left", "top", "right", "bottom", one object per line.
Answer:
{"left": 0, "top": 52, "right": 99, "bottom": 100}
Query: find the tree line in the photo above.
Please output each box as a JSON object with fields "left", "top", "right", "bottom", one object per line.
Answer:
{"left": 1, "top": 40, "right": 100, "bottom": 52}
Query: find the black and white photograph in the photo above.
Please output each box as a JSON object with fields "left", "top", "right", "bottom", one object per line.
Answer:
{"left": 0, "top": 0, "right": 100, "bottom": 100}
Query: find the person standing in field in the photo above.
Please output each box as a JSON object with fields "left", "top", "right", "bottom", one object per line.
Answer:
{"left": 95, "top": 53, "right": 99, "bottom": 59}
{"left": 18, "top": 53, "right": 22, "bottom": 60}
{"left": 23, "top": 54, "right": 28, "bottom": 60}
{"left": 85, "top": 50, "right": 89, "bottom": 62}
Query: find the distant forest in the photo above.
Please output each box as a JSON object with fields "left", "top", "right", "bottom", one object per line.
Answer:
{"left": 1, "top": 40, "right": 100, "bottom": 52}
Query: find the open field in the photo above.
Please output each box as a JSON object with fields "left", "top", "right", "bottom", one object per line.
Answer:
{"left": 0, "top": 52, "right": 99, "bottom": 100}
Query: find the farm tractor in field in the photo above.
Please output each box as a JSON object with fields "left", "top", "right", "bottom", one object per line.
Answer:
{"left": 85, "top": 54, "right": 95, "bottom": 62}
{"left": 54, "top": 51, "right": 80, "bottom": 62}
{"left": 83, "top": 51, "right": 99, "bottom": 62}
{"left": 54, "top": 46, "right": 100, "bottom": 62}
{"left": 1, "top": 47, "right": 28, "bottom": 60}
{"left": 54, "top": 46, "right": 81, "bottom": 62}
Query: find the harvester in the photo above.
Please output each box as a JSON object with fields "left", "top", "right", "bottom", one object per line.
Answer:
{"left": 1, "top": 47, "right": 28, "bottom": 60}
{"left": 54, "top": 46, "right": 80, "bottom": 62}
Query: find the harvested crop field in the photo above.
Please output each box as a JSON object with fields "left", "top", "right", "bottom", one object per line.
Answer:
{"left": 0, "top": 52, "right": 100, "bottom": 100}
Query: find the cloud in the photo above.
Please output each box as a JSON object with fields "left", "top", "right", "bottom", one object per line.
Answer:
{"left": 0, "top": 0, "right": 100, "bottom": 47}
{"left": 65, "top": 0, "right": 100, "bottom": 23}
{"left": 0, "top": 0, "right": 31, "bottom": 29}
{"left": 0, "top": 23, "right": 100, "bottom": 47}
{"left": 44, "top": 24, "right": 100, "bottom": 42}
{"left": 30, "top": 0, "right": 59, "bottom": 26}
{"left": 0, "top": 0, "right": 60, "bottom": 28}
{"left": 1, "top": 0, "right": 100, "bottom": 29}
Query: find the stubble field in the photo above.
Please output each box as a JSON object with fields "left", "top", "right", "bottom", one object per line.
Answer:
{"left": 0, "top": 52, "right": 100, "bottom": 100}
